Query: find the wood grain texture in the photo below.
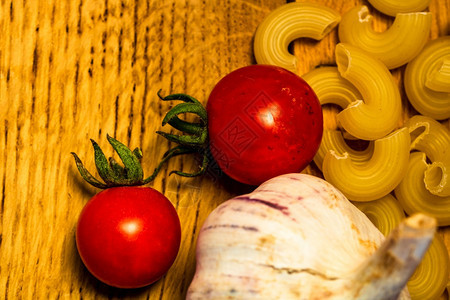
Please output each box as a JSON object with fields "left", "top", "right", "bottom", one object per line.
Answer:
{"left": 0, "top": 0, "right": 448, "bottom": 299}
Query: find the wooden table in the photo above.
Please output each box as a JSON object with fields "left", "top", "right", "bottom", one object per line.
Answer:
{"left": 0, "top": 0, "right": 448, "bottom": 299}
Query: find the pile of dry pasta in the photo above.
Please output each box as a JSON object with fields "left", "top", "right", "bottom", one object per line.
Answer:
{"left": 253, "top": 1, "right": 449, "bottom": 299}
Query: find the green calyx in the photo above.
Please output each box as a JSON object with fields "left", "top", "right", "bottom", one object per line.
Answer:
{"left": 71, "top": 91, "right": 209, "bottom": 189}
{"left": 156, "top": 90, "right": 209, "bottom": 177}
{"left": 72, "top": 135, "right": 155, "bottom": 189}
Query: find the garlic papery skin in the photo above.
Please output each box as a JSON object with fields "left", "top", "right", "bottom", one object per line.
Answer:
{"left": 186, "top": 174, "right": 435, "bottom": 300}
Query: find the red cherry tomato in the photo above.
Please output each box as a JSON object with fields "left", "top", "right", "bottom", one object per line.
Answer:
{"left": 206, "top": 65, "right": 323, "bottom": 185}
{"left": 76, "top": 186, "right": 181, "bottom": 288}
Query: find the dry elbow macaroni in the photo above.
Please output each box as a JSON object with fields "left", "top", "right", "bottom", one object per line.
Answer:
{"left": 394, "top": 152, "right": 450, "bottom": 226}
{"left": 313, "top": 129, "right": 373, "bottom": 171}
{"left": 407, "top": 233, "right": 449, "bottom": 300}
{"left": 404, "top": 36, "right": 450, "bottom": 120}
{"left": 301, "top": 67, "right": 374, "bottom": 171}
{"left": 351, "top": 194, "right": 404, "bottom": 236}
{"left": 406, "top": 115, "right": 450, "bottom": 197}
{"left": 334, "top": 43, "right": 402, "bottom": 140}
{"left": 338, "top": 5, "right": 432, "bottom": 69}
{"left": 367, "top": 0, "right": 431, "bottom": 17}
{"left": 322, "top": 128, "right": 410, "bottom": 202}
{"left": 301, "top": 66, "right": 361, "bottom": 110}
{"left": 395, "top": 151, "right": 450, "bottom": 299}
{"left": 253, "top": 2, "right": 340, "bottom": 73}
{"left": 425, "top": 57, "right": 450, "bottom": 93}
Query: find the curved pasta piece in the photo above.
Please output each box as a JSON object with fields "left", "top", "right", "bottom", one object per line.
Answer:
{"left": 425, "top": 57, "right": 450, "bottom": 93}
{"left": 394, "top": 152, "right": 450, "bottom": 226}
{"left": 367, "top": 0, "right": 431, "bottom": 17}
{"left": 323, "top": 127, "right": 410, "bottom": 202}
{"left": 253, "top": 2, "right": 341, "bottom": 73}
{"left": 407, "top": 233, "right": 449, "bottom": 300}
{"left": 301, "top": 66, "right": 362, "bottom": 109}
{"left": 448, "top": 282, "right": 450, "bottom": 300}
{"left": 314, "top": 130, "right": 373, "bottom": 171}
{"left": 302, "top": 65, "right": 361, "bottom": 133}
{"left": 407, "top": 115, "right": 450, "bottom": 162}
{"left": 335, "top": 43, "right": 402, "bottom": 140}
{"left": 301, "top": 67, "right": 372, "bottom": 171}
{"left": 338, "top": 6, "right": 432, "bottom": 69}
{"left": 406, "top": 115, "right": 450, "bottom": 196}
{"left": 352, "top": 194, "right": 405, "bottom": 236}
{"left": 404, "top": 36, "right": 450, "bottom": 120}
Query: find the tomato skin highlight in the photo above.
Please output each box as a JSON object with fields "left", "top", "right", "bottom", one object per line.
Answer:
{"left": 76, "top": 187, "right": 181, "bottom": 289}
{"left": 207, "top": 65, "right": 323, "bottom": 185}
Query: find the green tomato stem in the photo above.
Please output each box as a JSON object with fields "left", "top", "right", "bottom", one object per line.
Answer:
{"left": 71, "top": 91, "right": 209, "bottom": 189}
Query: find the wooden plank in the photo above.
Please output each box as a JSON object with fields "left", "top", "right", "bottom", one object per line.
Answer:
{"left": 0, "top": 0, "right": 448, "bottom": 299}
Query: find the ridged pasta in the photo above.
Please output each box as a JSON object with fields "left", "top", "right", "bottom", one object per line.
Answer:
{"left": 301, "top": 66, "right": 373, "bottom": 171}
{"left": 367, "top": 0, "right": 431, "bottom": 17}
{"left": 404, "top": 36, "right": 450, "bottom": 120}
{"left": 352, "top": 194, "right": 405, "bottom": 236}
{"left": 301, "top": 66, "right": 362, "bottom": 109}
{"left": 334, "top": 43, "right": 402, "bottom": 140}
{"left": 322, "top": 127, "right": 410, "bottom": 202}
{"left": 406, "top": 115, "right": 450, "bottom": 196}
{"left": 253, "top": 2, "right": 340, "bottom": 73}
{"left": 338, "top": 6, "right": 432, "bottom": 69}
{"left": 406, "top": 233, "right": 449, "bottom": 300}
{"left": 394, "top": 152, "right": 450, "bottom": 226}
{"left": 314, "top": 130, "right": 373, "bottom": 171}
{"left": 425, "top": 57, "right": 450, "bottom": 93}
{"left": 448, "top": 282, "right": 450, "bottom": 300}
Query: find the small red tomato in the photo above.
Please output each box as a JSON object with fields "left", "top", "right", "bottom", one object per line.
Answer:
{"left": 72, "top": 135, "right": 181, "bottom": 289}
{"left": 76, "top": 187, "right": 181, "bottom": 288}
{"left": 207, "top": 65, "right": 323, "bottom": 185}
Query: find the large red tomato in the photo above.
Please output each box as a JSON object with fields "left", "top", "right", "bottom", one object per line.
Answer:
{"left": 206, "top": 65, "right": 323, "bottom": 185}
{"left": 76, "top": 186, "right": 181, "bottom": 289}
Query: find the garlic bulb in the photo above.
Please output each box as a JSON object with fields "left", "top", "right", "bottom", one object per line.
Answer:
{"left": 187, "top": 174, "right": 436, "bottom": 300}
